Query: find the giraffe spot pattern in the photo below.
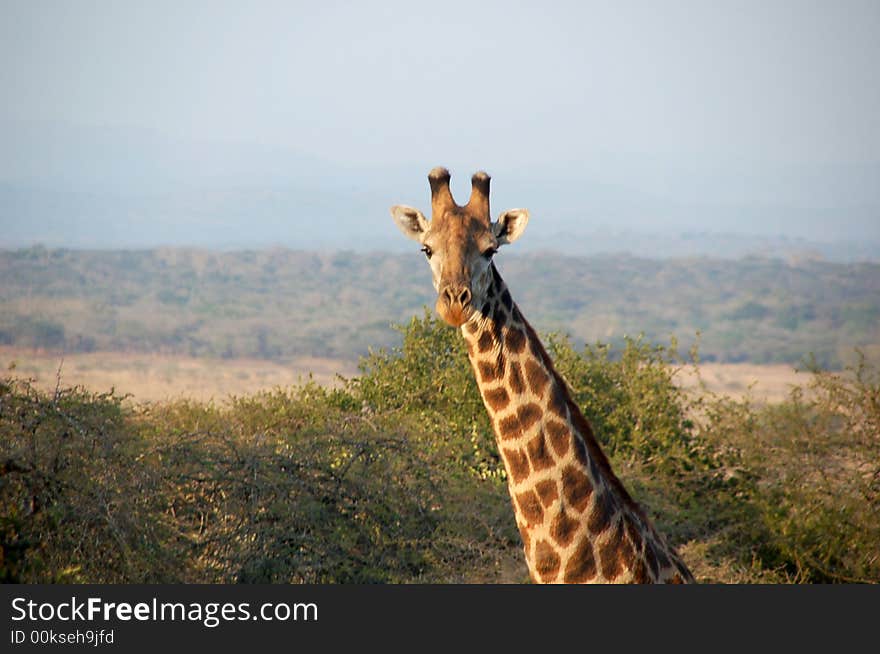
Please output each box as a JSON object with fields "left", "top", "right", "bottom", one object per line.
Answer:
{"left": 524, "top": 358, "right": 550, "bottom": 398}
{"left": 485, "top": 279, "right": 497, "bottom": 301}
{"left": 492, "top": 303, "right": 507, "bottom": 327}
{"left": 535, "top": 479, "right": 559, "bottom": 507}
{"left": 619, "top": 543, "right": 638, "bottom": 581}
{"left": 477, "top": 331, "right": 494, "bottom": 353}
{"left": 502, "top": 448, "right": 530, "bottom": 483}
{"left": 561, "top": 464, "right": 594, "bottom": 513}
{"left": 478, "top": 352, "right": 505, "bottom": 383}
{"left": 563, "top": 536, "right": 597, "bottom": 583}
{"left": 632, "top": 559, "right": 651, "bottom": 584}
{"left": 511, "top": 306, "right": 524, "bottom": 324}
{"left": 589, "top": 457, "right": 607, "bottom": 485}
{"left": 573, "top": 437, "right": 590, "bottom": 467}
{"left": 644, "top": 542, "right": 660, "bottom": 578}
{"left": 491, "top": 319, "right": 505, "bottom": 347}
{"left": 625, "top": 520, "right": 645, "bottom": 553}
{"left": 516, "top": 490, "right": 544, "bottom": 525}
{"left": 498, "top": 415, "right": 522, "bottom": 441}
{"left": 547, "top": 383, "right": 568, "bottom": 418}
{"left": 598, "top": 519, "right": 626, "bottom": 580}
{"left": 534, "top": 540, "right": 561, "bottom": 583}
{"left": 517, "top": 402, "right": 542, "bottom": 432}
{"left": 655, "top": 543, "right": 672, "bottom": 571}
{"left": 484, "top": 387, "right": 510, "bottom": 411}
{"left": 550, "top": 508, "right": 579, "bottom": 548}
{"left": 500, "top": 289, "right": 513, "bottom": 312}
{"left": 489, "top": 268, "right": 502, "bottom": 294}
{"left": 546, "top": 419, "right": 570, "bottom": 457}
{"left": 507, "top": 360, "right": 525, "bottom": 395}
{"left": 526, "top": 431, "right": 554, "bottom": 471}
{"left": 529, "top": 335, "right": 554, "bottom": 369}
{"left": 505, "top": 327, "right": 526, "bottom": 354}
{"left": 587, "top": 491, "right": 612, "bottom": 535}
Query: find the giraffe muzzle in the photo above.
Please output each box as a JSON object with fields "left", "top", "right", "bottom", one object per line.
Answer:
{"left": 436, "top": 284, "right": 473, "bottom": 327}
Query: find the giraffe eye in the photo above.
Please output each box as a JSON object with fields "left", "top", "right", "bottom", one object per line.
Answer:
{"left": 421, "top": 245, "right": 433, "bottom": 259}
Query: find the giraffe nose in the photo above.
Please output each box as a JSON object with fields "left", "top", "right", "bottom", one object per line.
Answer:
{"left": 443, "top": 285, "right": 472, "bottom": 308}
{"left": 437, "top": 283, "right": 473, "bottom": 327}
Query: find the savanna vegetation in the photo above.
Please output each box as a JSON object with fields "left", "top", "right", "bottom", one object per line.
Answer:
{"left": 2, "top": 315, "right": 877, "bottom": 584}
{"left": 2, "top": 246, "right": 879, "bottom": 368}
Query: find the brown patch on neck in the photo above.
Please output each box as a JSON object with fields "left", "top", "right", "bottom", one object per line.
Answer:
{"left": 598, "top": 520, "right": 628, "bottom": 580}
{"left": 477, "top": 353, "right": 505, "bottom": 383}
{"left": 545, "top": 419, "right": 570, "bottom": 457}
{"left": 535, "top": 479, "right": 559, "bottom": 506}
{"left": 524, "top": 358, "right": 550, "bottom": 398}
{"left": 516, "top": 402, "right": 542, "bottom": 432}
{"left": 505, "top": 326, "right": 526, "bottom": 354}
{"left": 587, "top": 491, "right": 614, "bottom": 535}
{"left": 534, "top": 540, "right": 561, "bottom": 582}
{"left": 508, "top": 360, "right": 526, "bottom": 394}
{"left": 483, "top": 387, "right": 511, "bottom": 412}
{"left": 502, "top": 447, "right": 530, "bottom": 483}
{"left": 563, "top": 537, "right": 597, "bottom": 583}
{"left": 550, "top": 509, "right": 579, "bottom": 548}
{"left": 561, "top": 464, "right": 594, "bottom": 513}
{"left": 516, "top": 490, "right": 544, "bottom": 525}
{"left": 477, "top": 330, "right": 495, "bottom": 353}
{"left": 526, "top": 431, "right": 554, "bottom": 471}
{"left": 517, "top": 317, "right": 644, "bottom": 517}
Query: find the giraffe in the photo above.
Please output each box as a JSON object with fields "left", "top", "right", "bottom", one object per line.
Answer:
{"left": 390, "top": 167, "right": 695, "bottom": 584}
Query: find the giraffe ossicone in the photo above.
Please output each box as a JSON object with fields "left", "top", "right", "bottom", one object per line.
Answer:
{"left": 391, "top": 167, "right": 695, "bottom": 584}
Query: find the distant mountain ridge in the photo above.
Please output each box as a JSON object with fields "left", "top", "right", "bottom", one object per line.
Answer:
{"left": 2, "top": 121, "right": 878, "bottom": 260}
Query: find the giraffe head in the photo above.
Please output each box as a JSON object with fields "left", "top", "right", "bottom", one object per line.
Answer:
{"left": 391, "top": 167, "right": 530, "bottom": 327}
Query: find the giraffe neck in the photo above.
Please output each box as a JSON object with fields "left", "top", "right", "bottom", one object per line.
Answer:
{"left": 460, "top": 265, "right": 693, "bottom": 583}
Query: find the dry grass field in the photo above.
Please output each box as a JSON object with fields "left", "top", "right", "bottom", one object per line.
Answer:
{"left": 0, "top": 347, "right": 358, "bottom": 403}
{"left": 1, "top": 346, "right": 802, "bottom": 405}
{"left": 673, "top": 361, "right": 808, "bottom": 404}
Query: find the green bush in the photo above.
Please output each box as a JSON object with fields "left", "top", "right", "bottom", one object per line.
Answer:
{"left": 728, "top": 355, "right": 880, "bottom": 582}
{"left": 135, "top": 385, "right": 516, "bottom": 583}
{"left": 0, "top": 380, "right": 172, "bottom": 582}
{"left": 0, "top": 371, "right": 519, "bottom": 583}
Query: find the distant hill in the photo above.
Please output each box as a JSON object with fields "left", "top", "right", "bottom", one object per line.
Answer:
{"left": 2, "top": 247, "right": 878, "bottom": 368}
{"left": 2, "top": 122, "right": 879, "bottom": 260}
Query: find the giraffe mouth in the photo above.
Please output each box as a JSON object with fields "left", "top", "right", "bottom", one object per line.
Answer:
{"left": 436, "top": 283, "right": 473, "bottom": 327}
{"left": 436, "top": 298, "right": 472, "bottom": 328}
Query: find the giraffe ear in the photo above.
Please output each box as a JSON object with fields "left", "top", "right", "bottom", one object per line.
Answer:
{"left": 493, "top": 209, "right": 529, "bottom": 246}
{"left": 390, "top": 205, "right": 430, "bottom": 243}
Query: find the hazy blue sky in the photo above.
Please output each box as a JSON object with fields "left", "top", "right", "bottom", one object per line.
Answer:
{"left": 2, "top": 1, "right": 879, "bottom": 251}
